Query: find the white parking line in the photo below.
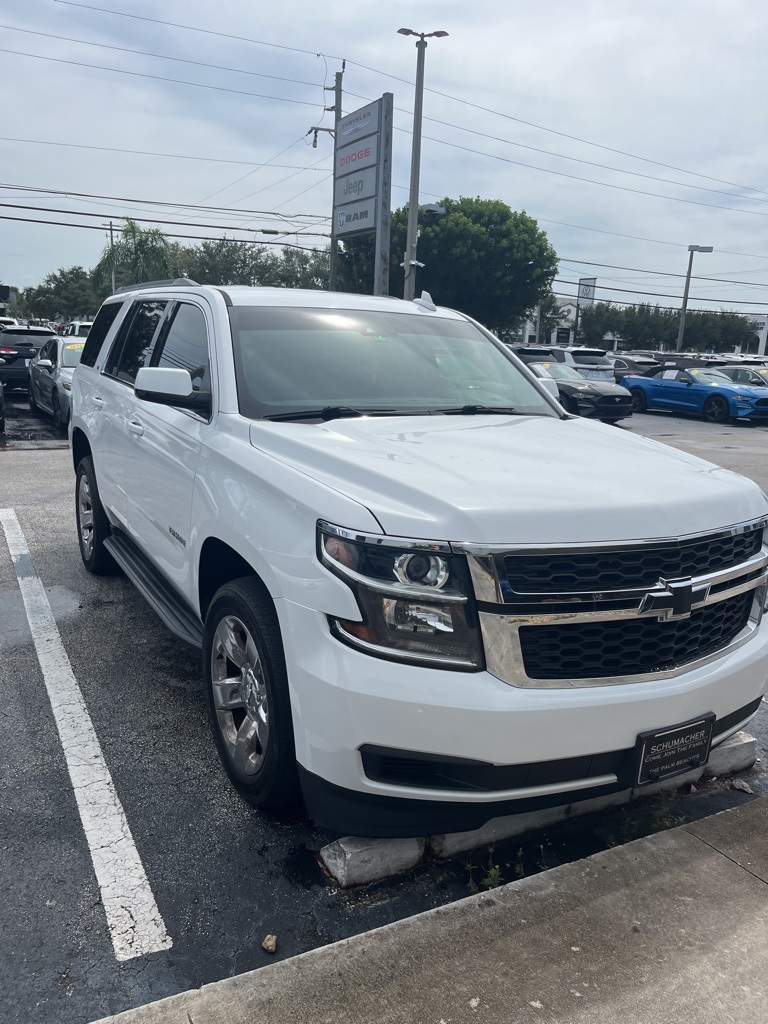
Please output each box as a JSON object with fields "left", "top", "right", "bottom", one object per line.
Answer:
{"left": 0, "top": 508, "right": 172, "bottom": 962}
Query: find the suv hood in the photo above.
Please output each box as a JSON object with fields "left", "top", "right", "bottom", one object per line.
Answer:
{"left": 249, "top": 415, "right": 767, "bottom": 544}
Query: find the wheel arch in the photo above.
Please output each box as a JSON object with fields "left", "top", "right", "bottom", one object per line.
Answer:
{"left": 71, "top": 427, "right": 92, "bottom": 473}
{"left": 198, "top": 537, "right": 274, "bottom": 620}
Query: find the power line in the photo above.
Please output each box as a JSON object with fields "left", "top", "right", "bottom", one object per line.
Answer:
{"left": 0, "top": 24, "right": 325, "bottom": 90}
{"left": 0, "top": 211, "right": 327, "bottom": 250}
{"left": 552, "top": 277, "right": 768, "bottom": 307}
{"left": 53, "top": 0, "right": 768, "bottom": 199}
{"left": 10, "top": 22, "right": 768, "bottom": 209}
{"left": 0, "top": 135, "right": 330, "bottom": 171}
{"left": 0, "top": 48, "right": 323, "bottom": 107}
{"left": 559, "top": 258, "right": 768, "bottom": 289}
{"left": 0, "top": 181, "right": 330, "bottom": 221}
{"left": 0, "top": 201, "right": 330, "bottom": 236}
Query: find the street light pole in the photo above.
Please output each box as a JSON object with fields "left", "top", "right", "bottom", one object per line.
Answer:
{"left": 398, "top": 28, "right": 447, "bottom": 301}
{"left": 675, "top": 244, "right": 713, "bottom": 351}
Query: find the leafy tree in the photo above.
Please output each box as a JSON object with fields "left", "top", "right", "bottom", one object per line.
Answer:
{"left": 93, "top": 218, "right": 173, "bottom": 291}
{"left": 579, "top": 301, "right": 758, "bottom": 352}
{"left": 21, "top": 266, "right": 98, "bottom": 320}
{"left": 338, "top": 196, "right": 558, "bottom": 333}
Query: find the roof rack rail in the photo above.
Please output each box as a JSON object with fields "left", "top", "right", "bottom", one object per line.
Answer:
{"left": 113, "top": 278, "right": 200, "bottom": 294}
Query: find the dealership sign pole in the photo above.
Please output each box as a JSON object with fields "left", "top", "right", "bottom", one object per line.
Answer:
{"left": 332, "top": 94, "right": 393, "bottom": 296}
{"left": 573, "top": 277, "right": 597, "bottom": 342}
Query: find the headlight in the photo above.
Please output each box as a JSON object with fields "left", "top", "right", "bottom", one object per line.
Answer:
{"left": 733, "top": 398, "right": 752, "bottom": 405}
{"left": 318, "top": 522, "right": 483, "bottom": 669}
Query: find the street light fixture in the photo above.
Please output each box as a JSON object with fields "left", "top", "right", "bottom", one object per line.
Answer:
{"left": 675, "top": 244, "right": 713, "bottom": 351}
{"left": 398, "top": 27, "right": 448, "bottom": 301}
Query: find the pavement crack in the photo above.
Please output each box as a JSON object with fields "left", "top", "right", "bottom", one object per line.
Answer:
{"left": 684, "top": 828, "right": 768, "bottom": 887}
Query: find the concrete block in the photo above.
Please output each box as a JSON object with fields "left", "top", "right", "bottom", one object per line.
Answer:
{"left": 319, "top": 835, "right": 426, "bottom": 887}
{"left": 704, "top": 730, "right": 757, "bottom": 777}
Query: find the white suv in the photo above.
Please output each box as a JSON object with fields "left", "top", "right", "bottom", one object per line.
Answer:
{"left": 70, "top": 282, "right": 768, "bottom": 837}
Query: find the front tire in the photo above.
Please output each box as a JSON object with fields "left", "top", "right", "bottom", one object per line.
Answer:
{"left": 203, "top": 578, "right": 299, "bottom": 810}
{"left": 630, "top": 388, "right": 647, "bottom": 413}
{"left": 703, "top": 395, "right": 729, "bottom": 424}
{"left": 75, "top": 457, "right": 117, "bottom": 575}
{"left": 28, "top": 380, "right": 38, "bottom": 412}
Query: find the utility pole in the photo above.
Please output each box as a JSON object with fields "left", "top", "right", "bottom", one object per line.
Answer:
{"left": 109, "top": 220, "right": 116, "bottom": 294}
{"left": 327, "top": 69, "right": 344, "bottom": 291}
{"left": 535, "top": 304, "right": 542, "bottom": 345}
{"left": 398, "top": 29, "right": 448, "bottom": 301}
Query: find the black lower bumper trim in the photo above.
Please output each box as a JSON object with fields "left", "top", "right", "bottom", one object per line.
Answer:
{"left": 298, "top": 765, "right": 626, "bottom": 838}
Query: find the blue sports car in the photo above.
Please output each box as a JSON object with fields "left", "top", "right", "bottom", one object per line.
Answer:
{"left": 622, "top": 365, "right": 768, "bottom": 423}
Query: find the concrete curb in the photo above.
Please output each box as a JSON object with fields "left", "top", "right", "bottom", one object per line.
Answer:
{"left": 89, "top": 797, "right": 768, "bottom": 1024}
{"left": 319, "top": 730, "right": 757, "bottom": 883}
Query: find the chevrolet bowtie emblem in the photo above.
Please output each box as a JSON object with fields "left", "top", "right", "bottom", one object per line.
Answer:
{"left": 638, "top": 577, "right": 710, "bottom": 620}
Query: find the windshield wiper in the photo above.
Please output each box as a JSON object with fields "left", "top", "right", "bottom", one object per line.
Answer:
{"left": 265, "top": 406, "right": 398, "bottom": 422}
{"left": 433, "top": 405, "right": 520, "bottom": 415}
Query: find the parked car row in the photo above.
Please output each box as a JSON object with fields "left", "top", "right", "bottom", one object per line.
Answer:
{"left": 622, "top": 364, "right": 768, "bottom": 423}
{"left": 0, "top": 323, "right": 85, "bottom": 434}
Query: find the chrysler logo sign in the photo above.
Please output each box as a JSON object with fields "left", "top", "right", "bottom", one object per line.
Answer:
{"left": 638, "top": 577, "right": 710, "bottom": 620}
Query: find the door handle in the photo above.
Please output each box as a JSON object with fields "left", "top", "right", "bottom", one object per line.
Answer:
{"left": 91, "top": 395, "right": 104, "bottom": 408}
{"left": 127, "top": 420, "right": 144, "bottom": 436}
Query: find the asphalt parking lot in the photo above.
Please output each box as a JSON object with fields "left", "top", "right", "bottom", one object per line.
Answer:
{"left": 1, "top": 391, "right": 767, "bottom": 1024}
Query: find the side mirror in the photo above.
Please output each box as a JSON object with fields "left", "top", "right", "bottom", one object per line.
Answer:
{"left": 37, "top": 359, "right": 53, "bottom": 369}
{"left": 134, "top": 366, "right": 211, "bottom": 416}
{"left": 538, "top": 377, "right": 560, "bottom": 400}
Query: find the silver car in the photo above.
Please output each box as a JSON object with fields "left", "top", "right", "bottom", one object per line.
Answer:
{"left": 28, "top": 336, "right": 86, "bottom": 432}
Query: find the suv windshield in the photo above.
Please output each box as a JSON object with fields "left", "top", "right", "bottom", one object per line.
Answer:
{"left": 228, "top": 307, "right": 558, "bottom": 420}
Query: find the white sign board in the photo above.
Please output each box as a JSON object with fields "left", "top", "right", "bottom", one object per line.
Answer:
{"left": 334, "top": 165, "right": 377, "bottom": 206}
{"left": 578, "top": 277, "right": 597, "bottom": 305}
{"left": 336, "top": 135, "right": 379, "bottom": 176}
{"left": 336, "top": 198, "right": 377, "bottom": 237}
{"left": 337, "top": 100, "right": 381, "bottom": 143}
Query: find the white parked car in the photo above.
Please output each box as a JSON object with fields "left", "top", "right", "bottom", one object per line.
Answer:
{"left": 70, "top": 282, "right": 768, "bottom": 836}
{"left": 28, "top": 335, "right": 86, "bottom": 432}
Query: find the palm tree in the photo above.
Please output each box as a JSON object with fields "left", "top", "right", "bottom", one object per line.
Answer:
{"left": 93, "top": 218, "right": 172, "bottom": 291}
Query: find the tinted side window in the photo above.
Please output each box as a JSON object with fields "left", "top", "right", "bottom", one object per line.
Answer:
{"left": 80, "top": 303, "right": 123, "bottom": 368}
{"left": 153, "top": 303, "right": 210, "bottom": 392}
{"left": 106, "top": 301, "right": 167, "bottom": 384}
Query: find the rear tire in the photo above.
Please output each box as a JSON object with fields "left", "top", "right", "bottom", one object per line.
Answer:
{"left": 630, "top": 388, "right": 647, "bottom": 413}
{"left": 52, "top": 390, "right": 66, "bottom": 434}
{"left": 203, "top": 577, "right": 300, "bottom": 811}
{"left": 75, "top": 457, "right": 117, "bottom": 575}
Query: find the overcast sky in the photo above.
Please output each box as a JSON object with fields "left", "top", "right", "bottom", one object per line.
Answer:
{"left": 3, "top": 0, "right": 768, "bottom": 319}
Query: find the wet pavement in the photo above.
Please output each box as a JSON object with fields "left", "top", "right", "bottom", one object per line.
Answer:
{"left": 0, "top": 402, "right": 766, "bottom": 1024}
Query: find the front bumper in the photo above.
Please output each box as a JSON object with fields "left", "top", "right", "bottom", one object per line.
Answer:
{"left": 279, "top": 598, "right": 768, "bottom": 837}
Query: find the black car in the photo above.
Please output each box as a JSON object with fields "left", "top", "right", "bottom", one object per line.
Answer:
{"left": 0, "top": 326, "right": 57, "bottom": 392}
{"left": 0, "top": 363, "right": 5, "bottom": 433}
{"left": 525, "top": 360, "right": 633, "bottom": 423}
{"left": 609, "top": 354, "right": 661, "bottom": 382}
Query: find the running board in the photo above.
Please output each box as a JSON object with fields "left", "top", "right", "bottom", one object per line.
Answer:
{"left": 104, "top": 531, "right": 204, "bottom": 648}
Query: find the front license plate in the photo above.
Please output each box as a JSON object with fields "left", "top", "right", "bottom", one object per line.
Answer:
{"left": 634, "top": 714, "right": 715, "bottom": 787}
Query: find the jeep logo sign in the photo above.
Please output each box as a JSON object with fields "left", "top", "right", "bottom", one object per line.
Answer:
{"left": 334, "top": 166, "right": 377, "bottom": 206}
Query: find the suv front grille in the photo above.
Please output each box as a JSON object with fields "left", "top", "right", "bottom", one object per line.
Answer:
{"left": 468, "top": 519, "right": 768, "bottom": 687}
{"left": 503, "top": 526, "right": 762, "bottom": 596}
{"left": 519, "top": 590, "right": 753, "bottom": 680}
